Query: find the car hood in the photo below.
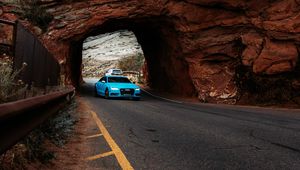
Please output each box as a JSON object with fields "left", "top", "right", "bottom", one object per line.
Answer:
{"left": 107, "top": 83, "right": 140, "bottom": 89}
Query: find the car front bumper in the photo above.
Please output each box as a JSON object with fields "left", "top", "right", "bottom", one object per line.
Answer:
{"left": 109, "top": 89, "right": 141, "bottom": 98}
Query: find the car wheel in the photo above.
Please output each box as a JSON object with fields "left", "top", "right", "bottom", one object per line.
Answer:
{"left": 94, "top": 87, "right": 99, "bottom": 97}
{"left": 133, "top": 97, "right": 140, "bottom": 101}
{"left": 104, "top": 88, "right": 109, "bottom": 99}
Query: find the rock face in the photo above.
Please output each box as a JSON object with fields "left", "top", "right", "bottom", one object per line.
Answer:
{"left": 82, "top": 30, "right": 142, "bottom": 61}
{"left": 253, "top": 39, "right": 298, "bottom": 75}
{"left": 3, "top": 0, "right": 300, "bottom": 104}
{"left": 82, "top": 30, "right": 143, "bottom": 78}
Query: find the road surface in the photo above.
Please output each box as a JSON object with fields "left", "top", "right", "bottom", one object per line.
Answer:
{"left": 80, "top": 78, "right": 300, "bottom": 170}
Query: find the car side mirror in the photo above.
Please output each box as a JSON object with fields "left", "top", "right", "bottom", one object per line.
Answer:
{"left": 101, "top": 80, "right": 105, "bottom": 83}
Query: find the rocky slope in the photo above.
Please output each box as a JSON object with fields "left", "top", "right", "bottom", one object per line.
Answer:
{"left": 82, "top": 30, "right": 143, "bottom": 78}
{"left": 1, "top": 0, "right": 300, "bottom": 105}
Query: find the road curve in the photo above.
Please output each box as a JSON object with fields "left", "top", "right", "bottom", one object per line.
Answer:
{"left": 80, "top": 78, "right": 300, "bottom": 170}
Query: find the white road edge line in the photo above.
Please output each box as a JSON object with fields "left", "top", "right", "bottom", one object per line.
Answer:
{"left": 141, "top": 88, "right": 183, "bottom": 104}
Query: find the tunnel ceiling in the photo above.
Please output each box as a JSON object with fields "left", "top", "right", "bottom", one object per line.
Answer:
{"left": 28, "top": 0, "right": 300, "bottom": 103}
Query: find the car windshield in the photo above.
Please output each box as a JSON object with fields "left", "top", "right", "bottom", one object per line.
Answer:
{"left": 112, "top": 70, "right": 122, "bottom": 74}
{"left": 108, "top": 77, "right": 131, "bottom": 83}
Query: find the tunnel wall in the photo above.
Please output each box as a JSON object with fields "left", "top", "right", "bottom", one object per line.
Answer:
{"left": 67, "top": 17, "right": 196, "bottom": 95}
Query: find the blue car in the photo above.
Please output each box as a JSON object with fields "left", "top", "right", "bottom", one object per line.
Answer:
{"left": 95, "top": 75, "right": 141, "bottom": 100}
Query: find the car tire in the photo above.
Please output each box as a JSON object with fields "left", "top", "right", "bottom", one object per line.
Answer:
{"left": 104, "top": 88, "right": 109, "bottom": 99}
{"left": 94, "top": 87, "right": 99, "bottom": 97}
{"left": 133, "top": 97, "right": 140, "bottom": 101}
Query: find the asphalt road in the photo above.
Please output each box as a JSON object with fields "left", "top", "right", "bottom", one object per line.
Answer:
{"left": 80, "top": 79, "right": 300, "bottom": 170}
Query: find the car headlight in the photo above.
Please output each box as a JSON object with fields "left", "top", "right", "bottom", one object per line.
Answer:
{"left": 135, "top": 88, "right": 140, "bottom": 91}
{"left": 111, "top": 87, "right": 119, "bottom": 90}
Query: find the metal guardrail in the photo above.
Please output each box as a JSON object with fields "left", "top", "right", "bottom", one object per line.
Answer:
{"left": 0, "top": 88, "right": 75, "bottom": 154}
{"left": 0, "top": 19, "right": 69, "bottom": 155}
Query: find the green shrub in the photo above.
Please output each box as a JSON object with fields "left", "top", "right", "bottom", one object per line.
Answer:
{"left": 18, "top": 0, "right": 53, "bottom": 31}
{"left": 118, "top": 53, "right": 144, "bottom": 72}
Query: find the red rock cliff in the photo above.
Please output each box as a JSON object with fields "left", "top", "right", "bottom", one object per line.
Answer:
{"left": 1, "top": 0, "right": 300, "bottom": 104}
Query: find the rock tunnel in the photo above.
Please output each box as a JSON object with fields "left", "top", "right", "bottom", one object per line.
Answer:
{"left": 32, "top": 0, "right": 300, "bottom": 105}
{"left": 68, "top": 17, "right": 196, "bottom": 96}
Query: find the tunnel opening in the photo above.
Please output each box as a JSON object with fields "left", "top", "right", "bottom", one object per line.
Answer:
{"left": 81, "top": 29, "right": 145, "bottom": 84}
{"left": 68, "top": 17, "right": 196, "bottom": 96}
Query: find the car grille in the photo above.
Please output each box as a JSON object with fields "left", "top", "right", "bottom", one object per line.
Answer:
{"left": 120, "top": 88, "right": 134, "bottom": 95}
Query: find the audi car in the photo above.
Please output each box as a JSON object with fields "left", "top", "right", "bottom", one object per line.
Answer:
{"left": 95, "top": 75, "right": 141, "bottom": 100}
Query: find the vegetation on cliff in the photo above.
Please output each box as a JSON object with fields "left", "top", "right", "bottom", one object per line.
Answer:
{"left": 118, "top": 53, "right": 144, "bottom": 72}
{"left": 5, "top": 0, "right": 53, "bottom": 31}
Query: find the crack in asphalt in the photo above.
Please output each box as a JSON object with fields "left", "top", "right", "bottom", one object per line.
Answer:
{"left": 249, "top": 144, "right": 263, "bottom": 150}
{"left": 167, "top": 103, "right": 300, "bottom": 132}
{"left": 128, "top": 128, "right": 146, "bottom": 148}
{"left": 213, "top": 144, "right": 263, "bottom": 150}
{"left": 128, "top": 128, "right": 138, "bottom": 138}
{"left": 250, "top": 130, "right": 300, "bottom": 153}
{"left": 145, "top": 128, "right": 157, "bottom": 132}
{"left": 128, "top": 140, "right": 145, "bottom": 148}
{"left": 151, "top": 139, "right": 159, "bottom": 143}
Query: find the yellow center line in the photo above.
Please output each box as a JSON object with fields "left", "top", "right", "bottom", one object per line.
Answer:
{"left": 90, "top": 111, "right": 134, "bottom": 170}
{"left": 86, "top": 151, "right": 114, "bottom": 161}
{"left": 86, "top": 133, "right": 103, "bottom": 139}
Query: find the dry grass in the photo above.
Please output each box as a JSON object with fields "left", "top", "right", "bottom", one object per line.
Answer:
{"left": 0, "top": 57, "right": 27, "bottom": 104}
{"left": 0, "top": 56, "right": 68, "bottom": 103}
{"left": 118, "top": 53, "right": 144, "bottom": 72}
{"left": 118, "top": 53, "right": 145, "bottom": 83}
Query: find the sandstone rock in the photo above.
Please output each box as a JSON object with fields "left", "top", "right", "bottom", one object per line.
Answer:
{"left": 54, "top": 22, "right": 67, "bottom": 29}
{"left": 0, "top": 7, "right": 3, "bottom": 16}
{"left": 54, "top": 15, "right": 65, "bottom": 20}
{"left": 264, "top": 0, "right": 299, "bottom": 21}
{"left": 253, "top": 39, "right": 298, "bottom": 74}
{"left": 33, "top": 26, "right": 42, "bottom": 36}
{"left": 64, "top": 15, "right": 77, "bottom": 21}
{"left": 8, "top": 0, "right": 300, "bottom": 104}
{"left": 292, "top": 80, "right": 300, "bottom": 90}
{"left": 187, "top": 54, "right": 238, "bottom": 103}
{"left": 241, "top": 32, "right": 264, "bottom": 66}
